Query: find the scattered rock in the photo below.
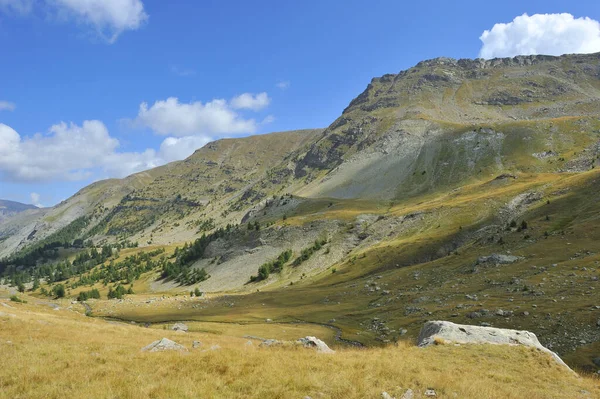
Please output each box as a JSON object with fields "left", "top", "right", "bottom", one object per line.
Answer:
{"left": 259, "top": 339, "right": 283, "bottom": 348}
{"left": 424, "top": 389, "right": 437, "bottom": 397}
{"left": 417, "top": 321, "right": 572, "bottom": 371}
{"left": 171, "top": 322, "right": 188, "bottom": 332}
{"left": 381, "top": 392, "right": 395, "bottom": 399}
{"left": 141, "top": 338, "right": 187, "bottom": 352}
{"left": 400, "top": 389, "right": 414, "bottom": 399}
{"left": 297, "top": 336, "right": 335, "bottom": 353}
{"left": 476, "top": 254, "right": 524, "bottom": 266}
{"left": 192, "top": 340, "right": 202, "bottom": 349}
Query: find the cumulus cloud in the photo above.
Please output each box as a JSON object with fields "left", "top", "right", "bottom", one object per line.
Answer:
{"left": 0, "top": 101, "right": 16, "bottom": 111}
{"left": 133, "top": 96, "right": 266, "bottom": 137}
{"left": 0, "top": 0, "right": 147, "bottom": 43}
{"left": 0, "top": 120, "right": 197, "bottom": 183}
{"left": 52, "top": 0, "right": 148, "bottom": 43}
{"left": 159, "top": 135, "right": 212, "bottom": 163}
{"left": 479, "top": 13, "right": 600, "bottom": 59}
{"left": 230, "top": 92, "right": 271, "bottom": 111}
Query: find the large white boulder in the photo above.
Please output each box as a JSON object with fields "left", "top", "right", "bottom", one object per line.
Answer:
{"left": 417, "top": 321, "right": 571, "bottom": 371}
{"left": 297, "top": 336, "right": 335, "bottom": 353}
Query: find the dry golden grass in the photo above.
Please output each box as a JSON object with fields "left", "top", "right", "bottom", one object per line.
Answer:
{"left": 0, "top": 298, "right": 598, "bottom": 399}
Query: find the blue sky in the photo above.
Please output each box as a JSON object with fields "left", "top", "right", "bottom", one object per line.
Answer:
{"left": 1, "top": 0, "right": 599, "bottom": 207}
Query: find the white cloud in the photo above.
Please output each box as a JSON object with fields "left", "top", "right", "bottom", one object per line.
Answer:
{"left": 52, "top": 0, "right": 148, "bottom": 43}
{"left": 0, "top": 0, "right": 33, "bottom": 14}
{"left": 0, "top": 120, "right": 192, "bottom": 182}
{"left": 159, "top": 135, "right": 212, "bottom": 162}
{"left": 230, "top": 92, "right": 271, "bottom": 111}
{"left": 30, "top": 192, "right": 42, "bottom": 207}
{"left": 479, "top": 13, "right": 600, "bottom": 59}
{"left": 133, "top": 96, "right": 262, "bottom": 137}
{"left": 276, "top": 81, "right": 290, "bottom": 90}
{"left": 0, "top": 101, "right": 16, "bottom": 111}
{"left": 0, "top": 0, "right": 147, "bottom": 43}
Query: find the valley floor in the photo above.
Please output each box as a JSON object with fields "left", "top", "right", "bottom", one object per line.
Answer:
{"left": 0, "top": 296, "right": 598, "bottom": 399}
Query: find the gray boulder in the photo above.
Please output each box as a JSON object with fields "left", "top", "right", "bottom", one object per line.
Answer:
{"left": 141, "top": 338, "right": 187, "bottom": 352}
{"left": 171, "top": 322, "right": 188, "bottom": 332}
{"left": 297, "top": 336, "right": 335, "bottom": 353}
{"left": 417, "top": 321, "right": 572, "bottom": 371}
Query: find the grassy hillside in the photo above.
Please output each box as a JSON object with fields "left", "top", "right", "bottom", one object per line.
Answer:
{"left": 0, "top": 297, "right": 597, "bottom": 399}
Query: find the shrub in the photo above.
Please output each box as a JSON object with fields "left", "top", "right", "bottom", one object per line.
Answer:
{"left": 108, "top": 284, "right": 127, "bottom": 300}
{"left": 52, "top": 284, "right": 65, "bottom": 298}
{"left": 77, "top": 288, "right": 100, "bottom": 302}
{"left": 10, "top": 295, "right": 26, "bottom": 303}
{"left": 249, "top": 249, "right": 293, "bottom": 283}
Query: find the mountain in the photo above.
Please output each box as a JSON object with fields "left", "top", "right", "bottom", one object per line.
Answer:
{"left": 2, "top": 52, "right": 600, "bottom": 372}
{"left": 0, "top": 199, "right": 37, "bottom": 221}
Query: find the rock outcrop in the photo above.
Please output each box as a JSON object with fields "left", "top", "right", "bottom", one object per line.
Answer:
{"left": 141, "top": 338, "right": 187, "bottom": 352}
{"left": 417, "top": 321, "right": 572, "bottom": 371}
{"left": 297, "top": 336, "right": 335, "bottom": 353}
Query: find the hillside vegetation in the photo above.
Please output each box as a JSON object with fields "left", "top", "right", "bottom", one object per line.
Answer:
{"left": 2, "top": 52, "right": 600, "bottom": 387}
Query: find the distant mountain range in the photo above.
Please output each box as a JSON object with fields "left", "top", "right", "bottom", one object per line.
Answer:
{"left": 0, "top": 199, "right": 37, "bottom": 221}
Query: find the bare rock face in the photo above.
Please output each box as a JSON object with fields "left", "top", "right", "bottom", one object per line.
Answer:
{"left": 297, "top": 336, "right": 335, "bottom": 353}
{"left": 417, "top": 321, "right": 572, "bottom": 371}
{"left": 141, "top": 338, "right": 187, "bottom": 352}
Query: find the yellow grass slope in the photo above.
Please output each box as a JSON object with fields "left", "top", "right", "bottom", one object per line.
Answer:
{"left": 0, "top": 298, "right": 598, "bottom": 399}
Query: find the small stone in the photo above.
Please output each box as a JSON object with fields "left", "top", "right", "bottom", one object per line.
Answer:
{"left": 401, "top": 389, "right": 414, "bottom": 399}
{"left": 381, "top": 392, "right": 395, "bottom": 399}
{"left": 192, "top": 340, "right": 202, "bottom": 348}
{"left": 424, "top": 389, "right": 437, "bottom": 397}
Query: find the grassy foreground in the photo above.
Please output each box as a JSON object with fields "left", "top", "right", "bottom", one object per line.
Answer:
{"left": 1, "top": 298, "right": 598, "bottom": 399}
